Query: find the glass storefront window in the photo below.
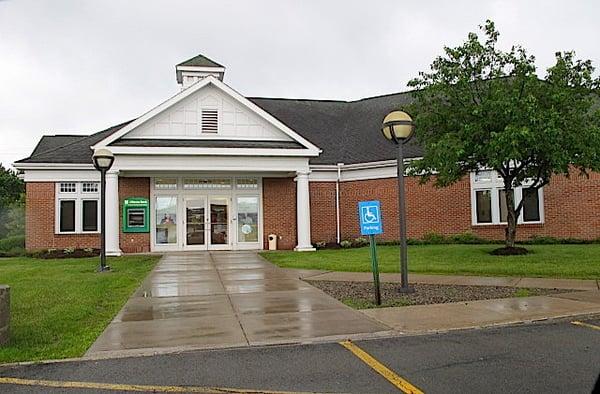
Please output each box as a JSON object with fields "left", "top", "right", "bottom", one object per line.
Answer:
{"left": 156, "top": 196, "right": 177, "bottom": 244}
{"left": 236, "top": 178, "right": 258, "bottom": 189}
{"left": 155, "top": 178, "right": 178, "bottom": 190}
{"left": 184, "top": 178, "right": 232, "bottom": 189}
{"left": 237, "top": 196, "right": 259, "bottom": 243}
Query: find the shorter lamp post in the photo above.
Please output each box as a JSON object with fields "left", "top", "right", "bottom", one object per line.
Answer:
{"left": 381, "top": 110, "right": 415, "bottom": 293}
{"left": 92, "top": 148, "right": 115, "bottom": 272}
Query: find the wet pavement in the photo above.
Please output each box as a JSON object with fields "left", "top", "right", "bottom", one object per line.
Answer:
{"left": 86, "top": 252, "right": 388, "bottom": 357}
{"left": 362, "top": 290, "right": 600, "bottom": 333}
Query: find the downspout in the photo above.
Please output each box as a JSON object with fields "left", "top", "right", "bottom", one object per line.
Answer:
{"left": 335, "top": 163, "right": 344, "bottom": 244}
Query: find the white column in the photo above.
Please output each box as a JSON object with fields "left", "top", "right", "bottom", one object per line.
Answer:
{"left": 295, "top": 171, "right": 315, "bottom": 251}
{"left": 105, "top": 170, "right": 122, "bottom": 256}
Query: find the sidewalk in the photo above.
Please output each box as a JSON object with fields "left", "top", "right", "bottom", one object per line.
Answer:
{"left": 285, "top": 268, "right": 600, "bottom": 333}
{"left": 285, "top": 268, "right": 600, "bottom": 290}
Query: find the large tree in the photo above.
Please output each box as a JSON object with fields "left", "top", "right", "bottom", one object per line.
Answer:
{"left": 407, "top": 20, "right": 600, "bottom": 251}
{"left": 0, "top": 163, "right": 25, "bottom": 238}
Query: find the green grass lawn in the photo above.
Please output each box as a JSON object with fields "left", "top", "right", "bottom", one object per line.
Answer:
{"left": 0, "top": 255, "right": 160, "bottom": 363}
{"left": 261, "top": 244, "right": 600, "bottom": 280}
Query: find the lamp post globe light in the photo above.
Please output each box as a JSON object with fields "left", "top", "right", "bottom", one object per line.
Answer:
{"left": 92, "top": 148, "right": 115, "bottom": 272}
{"left": 381, "top": 110, "right": 415, "bottom": 293}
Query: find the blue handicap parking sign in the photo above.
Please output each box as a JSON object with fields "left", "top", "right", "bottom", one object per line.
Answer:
{"left": 358, "top": 200, "right": 383, "bottom": 235}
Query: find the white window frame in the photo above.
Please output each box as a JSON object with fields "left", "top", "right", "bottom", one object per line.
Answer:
{"left": 470, "top": 171, "right": 544, "bottom": 226}
{"left": 55, "top": 182, "right": 100, "bottom": 234}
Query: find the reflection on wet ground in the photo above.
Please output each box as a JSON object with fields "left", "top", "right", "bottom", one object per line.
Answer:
{"left": 87, "top": 252, "right": 387, "bottom": 356}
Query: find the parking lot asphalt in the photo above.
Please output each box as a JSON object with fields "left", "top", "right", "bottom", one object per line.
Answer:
{"left": 0, "top": 317, "right": 598, "bottom": 393}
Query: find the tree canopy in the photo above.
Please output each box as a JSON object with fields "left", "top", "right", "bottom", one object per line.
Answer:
{"left": 407, "top": 20, "right": 600, "bottom": 248}
{"left": 0, "top": 163, "right": 25, "bottom": 239}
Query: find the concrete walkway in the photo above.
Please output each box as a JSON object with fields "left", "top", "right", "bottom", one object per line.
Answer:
{"left": 362, "top": 290, "right": 600, "bottom": 333}
{"left": 286, "top": 268, "right": 600, "bottom": 333}
{"left": 86, "top": 252, "right": 388, "bottom": 358}
{"left": 287, "top": 269, "right": 600, "bottom": 290}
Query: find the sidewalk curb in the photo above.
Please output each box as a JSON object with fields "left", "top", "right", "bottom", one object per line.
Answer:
{"left": 2, "top": 312, "right": 598, "bottom": 369}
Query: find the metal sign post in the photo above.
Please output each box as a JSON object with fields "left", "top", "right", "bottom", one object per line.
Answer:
{"left": 358, "top": 200, "right": 383, "bottom": 305}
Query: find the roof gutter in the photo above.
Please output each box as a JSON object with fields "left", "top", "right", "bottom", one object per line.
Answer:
{"left": 12, "top": 163, "right": 95, "bottom": 171}
{"left": 310, "top": 157, "right": 422, "bottom": 172}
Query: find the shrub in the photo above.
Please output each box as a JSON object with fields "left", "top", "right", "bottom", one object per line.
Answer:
{"left": 520, "top": 236, "right": 592, "bottom": 245}
{"left": 27, "top": 248, "right": 100, "bottom": 259}
{"left": 352, "top": 237, "right": 369, "bottom": 247}
{"left": 449, "top": 232, "right": 487, "bottom": 244}
{"left": 315, "top": 241, "right": 327, "bottom": 250}
{"left": 340, "top": 240, "right": 353, "bottom": 248}
{"left": 422, "top": 232, "right": 449, "bottom": 244}
{"left": 0, "top": 234, "right": 25, "bottom": 251}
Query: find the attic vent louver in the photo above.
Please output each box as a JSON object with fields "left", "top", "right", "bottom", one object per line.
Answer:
{"left": 201, "top": 109, "right": 218, "bottom": 134}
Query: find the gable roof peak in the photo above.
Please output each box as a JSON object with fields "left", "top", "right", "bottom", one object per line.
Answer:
{"left": 177, "top": 53, "right": 224, "bottom": 68}
{"left": 176, "top": 53, "right": 225, "bottom": 87}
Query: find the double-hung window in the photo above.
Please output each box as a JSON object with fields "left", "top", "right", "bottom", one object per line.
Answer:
{"left": 56, "top": 182, "right": 100, "bottom": 233}
{"left": 470, "top": 170, "right": 543, "bottom": 225}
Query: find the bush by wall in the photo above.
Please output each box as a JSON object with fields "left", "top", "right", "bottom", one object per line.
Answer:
{"left": 0, "top": 235, "right": 25, "bottom": 257}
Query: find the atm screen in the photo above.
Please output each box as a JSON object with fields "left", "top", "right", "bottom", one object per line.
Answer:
{"left": 127, "top": 209, "right": 146, "bottom": 227}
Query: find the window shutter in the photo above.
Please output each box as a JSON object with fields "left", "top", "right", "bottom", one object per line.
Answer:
{"left": 201, "top": 109, "right": 218, "bottom": 133}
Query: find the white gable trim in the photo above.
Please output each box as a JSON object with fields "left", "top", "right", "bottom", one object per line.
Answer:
{"left": 92, "top": 76, "right": 321, "bottom": 155}
{"left": 108, "top": 146, "right": 318, "bottom": 157}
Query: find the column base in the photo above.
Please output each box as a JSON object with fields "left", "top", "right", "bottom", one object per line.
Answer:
{"left": 106, "top": 249, "right": 123, "bottom": 257}
{"left": 294, "top": 245, "right": 316, "bottom": 252}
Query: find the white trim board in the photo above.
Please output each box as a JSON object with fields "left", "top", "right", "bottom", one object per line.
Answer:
{"left": 309, "top": 159, "right": 422, "bottom": 182}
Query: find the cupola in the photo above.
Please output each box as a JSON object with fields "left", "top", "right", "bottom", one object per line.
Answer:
{"left": 175, "top": 54, "right": 225, "bottom": 89}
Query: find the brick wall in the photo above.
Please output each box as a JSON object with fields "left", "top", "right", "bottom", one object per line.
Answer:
{"left": 309, "top": 182, "right": 338, "bottom": 243}
{"left": 119, "top": 177, "right": 151, "bottom": 253}
{"left": 25, "top": 182, "right": 99, "bottom": 251}
{"left": 332, "top": 170, "right": 600, "bottom": 243}
{"left": 263, "top": 177, "right": 297, "bottom": 250}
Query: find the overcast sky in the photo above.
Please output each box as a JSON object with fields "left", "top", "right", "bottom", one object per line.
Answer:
{"left": 1, "top": 0, "right": 599, "bottom": 168}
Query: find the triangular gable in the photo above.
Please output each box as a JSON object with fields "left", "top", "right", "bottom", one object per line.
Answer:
{"left": 93, "top": 76, "right": 321, "bottom": 155}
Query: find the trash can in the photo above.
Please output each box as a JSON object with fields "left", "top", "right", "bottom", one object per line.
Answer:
{"left": 268, "top": 234, "right": 278, "bottom": 250}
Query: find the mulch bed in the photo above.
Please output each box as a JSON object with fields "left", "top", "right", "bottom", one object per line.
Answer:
{"left": 306, "top": 280, "right": 567, "bottom": 309}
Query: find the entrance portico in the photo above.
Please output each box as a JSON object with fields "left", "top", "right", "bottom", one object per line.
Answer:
{"left": 103, "top": 165, "right": 315, "bottom": 255}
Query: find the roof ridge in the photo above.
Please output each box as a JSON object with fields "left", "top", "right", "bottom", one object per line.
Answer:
{"left": 248, "top": 89, "right": 416, "bottom": 104}
{"left": 45, "top": 134, "right": 88, "bottom": 137}
{"left": 248, "top": 96, "right": 349, "bottom": 103}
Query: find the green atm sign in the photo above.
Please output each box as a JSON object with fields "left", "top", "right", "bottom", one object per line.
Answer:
{"left": 123, "top": 197, "right": 149, "bottom": 233}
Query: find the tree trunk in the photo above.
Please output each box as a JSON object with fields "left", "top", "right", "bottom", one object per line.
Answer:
{"left": 505, "top": 188, "right": 517, "bottom": 248}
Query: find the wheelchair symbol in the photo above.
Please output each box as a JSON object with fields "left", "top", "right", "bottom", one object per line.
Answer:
{"left": 361, "top": 206, "right": 379, "bottom": 224}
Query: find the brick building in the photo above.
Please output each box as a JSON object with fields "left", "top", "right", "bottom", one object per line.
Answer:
{"left": 14, "top": 55, "right": 600, "bottom": 254}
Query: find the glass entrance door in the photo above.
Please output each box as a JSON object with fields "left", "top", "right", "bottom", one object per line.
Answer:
{"left": 209, "top": 197, "right": 229, "bottom": 250}
{"left": 185, "top": 198, "right": 206, "bottom": 249}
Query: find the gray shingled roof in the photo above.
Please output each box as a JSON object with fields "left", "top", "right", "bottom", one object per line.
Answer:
{"left": 177, "top": 54, "right": 224, "bottom": 68}
{"left": 249, "top": 92, "right": 422, "bottom": 164}
{"left": 16, "top": 120, "right": 134, "bottom": 164}
{"left": 30, "top": 135, "right": 87, "bottom": 157}
{"left": 18, "top": 91, "right": 422, "bottom": 166}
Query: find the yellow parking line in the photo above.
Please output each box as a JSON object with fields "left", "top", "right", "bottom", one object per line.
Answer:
{"left": 0, "top": 376, "right": 311, "bottom": 394}
{"left": 339, "top": 340, "right": 424, "bottom": 394}
{"left": 571, "top": 321, "right": 600, "bottom": 331}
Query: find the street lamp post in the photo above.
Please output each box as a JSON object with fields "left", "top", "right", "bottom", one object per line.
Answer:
{"left": 92, "top": 148, "right": 115, "bottom": 272}
{"left": 381, "top": 110, "right": 415, "bottom": 293}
